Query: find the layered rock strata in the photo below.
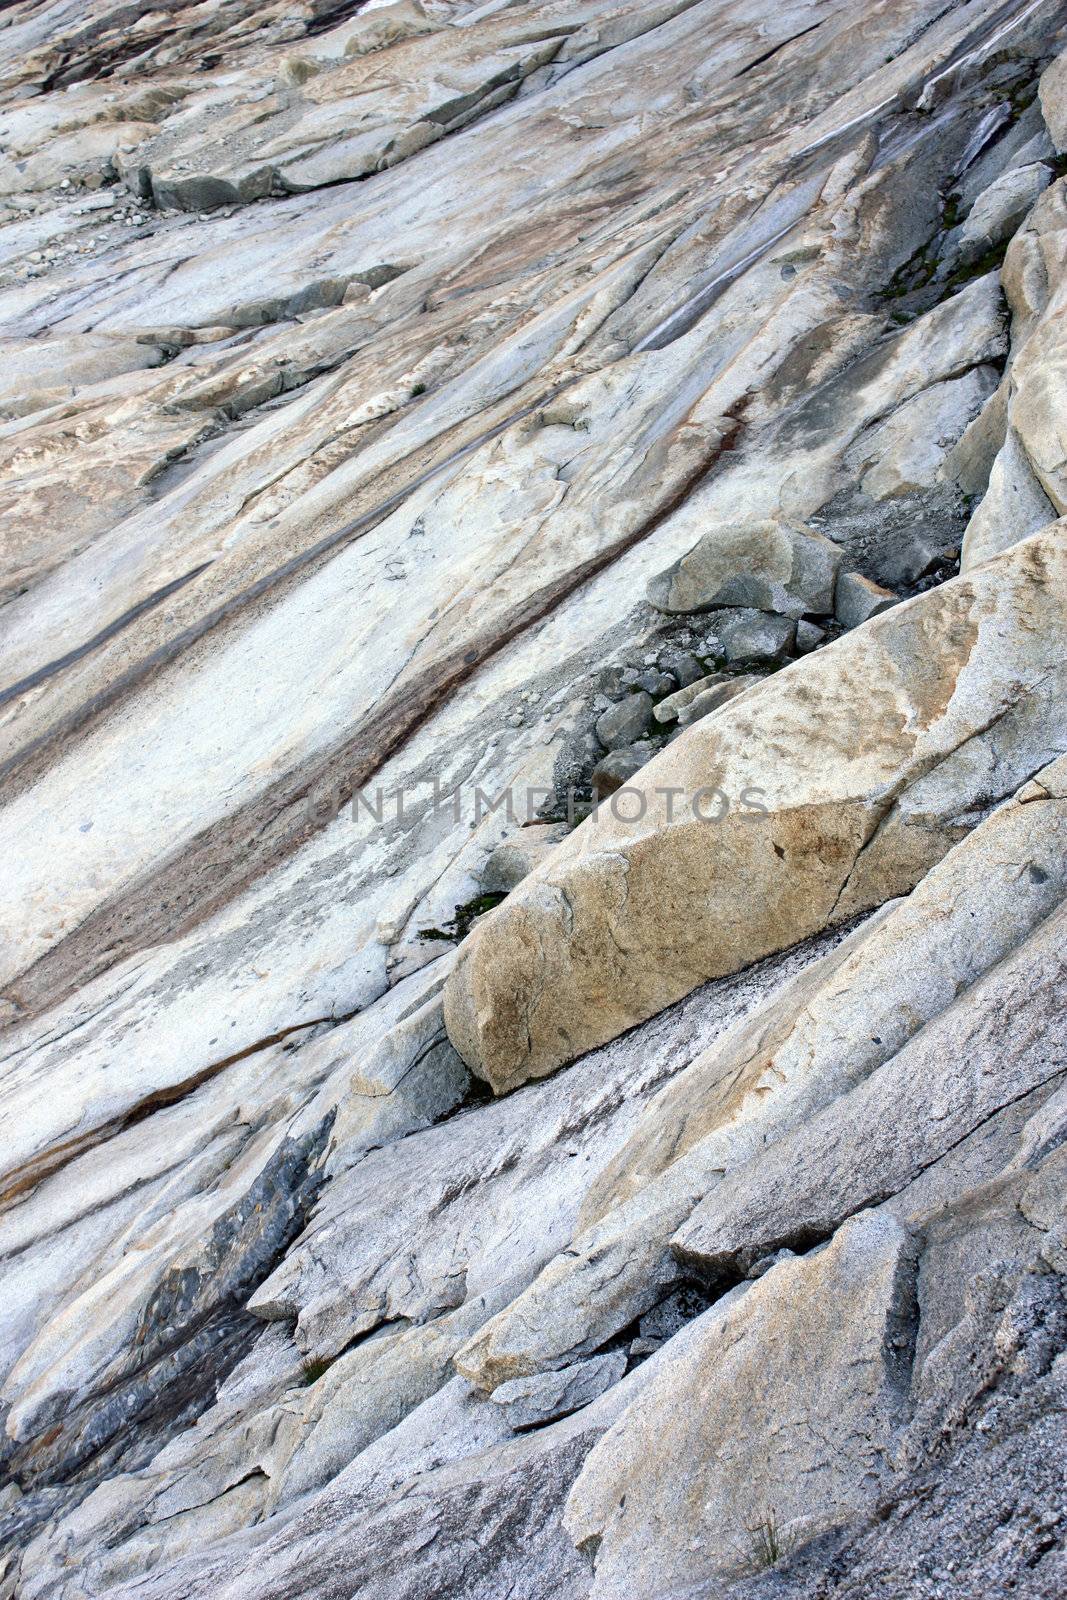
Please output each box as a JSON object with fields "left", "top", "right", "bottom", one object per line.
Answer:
{"left": 2, "top": 3, "right": 1067, "bottom": 1598}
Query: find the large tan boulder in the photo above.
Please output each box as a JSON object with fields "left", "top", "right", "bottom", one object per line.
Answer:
{"left": 585, "top": 751, "right": 1067, "bottom": 1226}
{"left": 443, "top": 523, "right": 1067, "bottom": 1092}
{"left": 452, "top": 756, "right": 1067, "bottom": 1393}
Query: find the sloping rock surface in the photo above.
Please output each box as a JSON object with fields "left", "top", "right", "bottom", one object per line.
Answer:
{"left": 2, "top": 3, "right": 1067, "bottom": 1599}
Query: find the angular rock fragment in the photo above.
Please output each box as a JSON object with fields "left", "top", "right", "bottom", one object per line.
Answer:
{"left": 719, "top": 610, "right": 796, "bottom": 664}
{"left": 676, "top": 674, "right": 761, "bottom": 727}
{"left": 794, "top": 619, "right": 825, "bottom": 652}
{"left": 659, "top": 651, "right": 707, "bottom": 689}
{"left": 594, "top": 691, "right": 655, "bottom": 750}
{"left": 647, "top": 520, "right": 842, "bottom": 618}
{"left": 880, "top": 531, "right": 954, "bottom": 589}
{"left": 653, "top": 672, "right": 730, "bottom": 723}
{"left": 633, "top": 668, "right": 676, "bottom": 696}
{"left": 834, "top": 569, "right": 898, "bottom": 628}
{"left": 592, "top": 742, "right": 656, "bottom": 798}
{"left": 491, "top": 1352, "right": 626, "bottom": 1431}
{"left": 482, "top": 824, "right": 570, "bottom": 893}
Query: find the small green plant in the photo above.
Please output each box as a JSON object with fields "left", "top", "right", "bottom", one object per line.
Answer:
{"left": 941, "top": 191, "right": 962, "bottom": 231}
{"left": 411, "top": 382, "right": 427, "bottom": 396}
{"left": 302, "top": 1356, "right": 333, "bottom": 1386}
{"left": 746, "top": 1510, "right": 787, "bottom": 1571}
{"left": 417, "top": 891, "right": 506, "bottom": 943}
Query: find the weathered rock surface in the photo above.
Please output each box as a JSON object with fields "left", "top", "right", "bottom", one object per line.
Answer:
{"left": 647, "top": 521, "right": 842, "bottom": 618}
{"left": 588, "top": 753, "right": 1067, "bottom": 1226}
{"left": 448, "top": 757, "right": 1067, "bottom": 1394}
{"left": 654, "top": 672, "right": 729, "bottom": 723}
{"left": 962, "top": 162, "right": 1067, "bottom": 568}
{"left": 591, "top": 742, "right": 656, "bottom": 797}
{"left": 565, "top": 1213, "right": 918, "bottom": 1595}
{"left": 574, "top": 1119, "right": 1067, "bottom": 1600}
{"left": 956, "top": 160, "right": 1054, "bottom": 267}
{"left": 595, "top": 691, "right": 655, "bottom": 751}
{"left": 718, "top": 608, "right": 797, "bottom": 664}
{"left": 492, "top": 1351, "right": 627, "bottom": 1431}
{"left": 3, "top": 3, "right": 1067, "bottom": 1599}
{"left": 481, "top": 822, "right": 569, "bottom": 892}
{"left": 844, "top": 366, "right": 998, "bottom": 502}
{"left": 1040, "top": 43, "right": 1067, "bottom": 150}
{"left": 676, "top": 674, "right": 761, "bottom": 728}
{"left": 673, "top": 895, "right": 1067, "bottom": 1277}
{"left": 832, "top": 568, "right": 898, "bottom": 627}
{"left": 444, "top": 526, "right": 1067, "bottom": 1093}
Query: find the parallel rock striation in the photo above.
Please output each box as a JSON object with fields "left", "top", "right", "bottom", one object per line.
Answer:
{"left": 2, "top": 3, "right": 1067, "bottom": 1599}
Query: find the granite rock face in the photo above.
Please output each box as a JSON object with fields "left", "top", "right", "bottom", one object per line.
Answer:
{"left": 565, "top": 1212, "right": 919, "bottom": 1596}
{"left": 2, "top": 3, "right": 1067, "bottom": 1599}
{"left": 444, "top": 528, "right": 1067, "bottom": 1092}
